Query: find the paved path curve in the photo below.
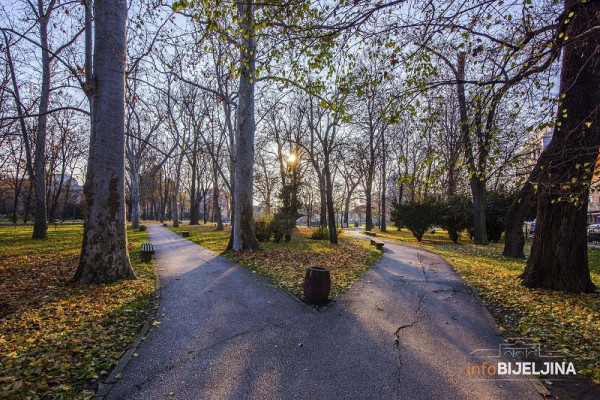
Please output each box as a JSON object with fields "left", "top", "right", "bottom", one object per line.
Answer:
{"left": 104, "top": 226, "right": 541, "bottom": 400}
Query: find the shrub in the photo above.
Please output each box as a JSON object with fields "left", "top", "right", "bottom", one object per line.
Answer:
{"left": 437, "top": 196, "right": 473, "bottom": 243}
{"left": 390, "top": 198, "right": 438, "bottom": 241}
{"left": 269, "top": 212, "right": 292, "bottom": 243}
{"left": 311, "top": 226, "right": 329, "bottom": 240}
{"left": 138, "top": 225, "right": 147, "bottom": 231}
{"left": 254, "top": 214, "right": 272, "bottom": 242}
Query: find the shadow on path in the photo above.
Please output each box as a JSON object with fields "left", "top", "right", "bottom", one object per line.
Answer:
{"left": 103, "top": 226, "right": 541, "bottom": 400}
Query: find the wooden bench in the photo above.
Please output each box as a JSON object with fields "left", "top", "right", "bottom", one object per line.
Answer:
{"left": 372, "top": 239, "right": 384, "bottom": 251}
{"left": 181, "top": 231, "right": 190, "bottom": 237}
{"left": 365, "top": 231, "right": 377, "bottom": 237}
{"left": 141, "top": 242, "right": 155, "bottom": 262}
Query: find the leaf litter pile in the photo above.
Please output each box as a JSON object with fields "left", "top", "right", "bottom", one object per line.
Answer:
{"left": 0, "top": 225, "right": 156, "bottom": 399}
{"left": 375, "top": 228, "right": 600, "bottom": 386}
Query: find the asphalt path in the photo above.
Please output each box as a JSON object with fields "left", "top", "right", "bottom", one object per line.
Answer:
{"left": 103, "top": 226, "right": 542, "bottom": 400}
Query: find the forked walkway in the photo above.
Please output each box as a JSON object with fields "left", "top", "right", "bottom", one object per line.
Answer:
{"left": 103, "top": 226, "right": 542, "bottom": 399}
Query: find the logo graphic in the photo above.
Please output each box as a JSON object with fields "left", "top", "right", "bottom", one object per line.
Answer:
{"left": 468, "top": 338, "right": 576, "bottom": 380}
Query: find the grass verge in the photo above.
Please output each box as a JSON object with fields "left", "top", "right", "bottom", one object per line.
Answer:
{"left": 0, "top": 225, "right": 157, "bottom": 399}
{"left": 372, "top": 228, "right": 600, "bottom": 385}
{"left": 169, "top": 224, "right": 381, "bottom": 299}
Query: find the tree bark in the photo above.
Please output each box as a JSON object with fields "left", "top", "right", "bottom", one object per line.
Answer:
{"left": 520, "top": 0, "right": 599, "bottom": 293}
{"left": 232, "top": 0, "right": 260, "bottom": 251}
{"left": 74, "top": 0, "right": 136, "bottom": 283}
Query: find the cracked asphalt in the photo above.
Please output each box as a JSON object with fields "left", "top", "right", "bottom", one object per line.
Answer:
{"left": 103, "top": 226, "right": 542, "bottom": 400}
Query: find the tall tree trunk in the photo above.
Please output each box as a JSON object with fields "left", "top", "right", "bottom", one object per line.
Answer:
{"left": 159, "top": 172, "right": 168, "bottom": 223}
{"left": 213, "top": 166, "right": 223, "bottom": 231}
{"left": 290, "top": 165, "right": 298, "bottom": 228}
{"left": 457, "top": 52, "right": 488, "bottom": 245}
{"left": 172, "top": 155, "right": 184, "bottom": 228}
{"left": 324, "top": 162, "right": 338, "bottom": 244}
{"left": 381, "top": 175, "right": 387, "bottom": 232}
{"left": 74, "top": 0, "right": 135, "bottom": 283}
{"left": 31, "top": 0, "right": 54, "bottom": 239}
{"left": 232, "top": 0, "right": 260, "bottom": 251}
{"left": 520, "top": 0, "right": 599, "bottom": 293}
{"left": 189, "top": 137, "right": 199, "bottom": 225}
{"left": 318, "top": 173, "right": 327, "bottom": 227}
{"left": 344, "top": 185, "right": 356, "bottom": 228}
{"left": 130, "top": 165, "right": 140, "bottom": 229}
{"left": 380, "top": 134, "right": 387, "bottom": 232}
{"left": 365, "top": 177, "right": 373, "bottom": 231}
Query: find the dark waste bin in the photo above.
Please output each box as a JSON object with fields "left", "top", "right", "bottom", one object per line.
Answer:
{"left": 303, "top": 266, "right": 331, "bottom": 303}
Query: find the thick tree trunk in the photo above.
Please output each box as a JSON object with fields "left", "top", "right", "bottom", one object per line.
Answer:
{"left": 232, "top": 0, "right": 260, "bottom": 251}
{"left": 74, "top": 0, "right": 135, "bottom": 283}
{"left": 520, "top": 0, "right": 599, "bottom": 293}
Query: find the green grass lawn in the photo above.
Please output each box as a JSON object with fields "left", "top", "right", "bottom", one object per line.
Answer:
{"left": 372, "top": 227, "right": 600, "bottom": 385}
{"left": 169, "top": 223, "right": 381, "bottom": 299}
{"left": 0, "top": 225, "right": 157, "bottom": 399}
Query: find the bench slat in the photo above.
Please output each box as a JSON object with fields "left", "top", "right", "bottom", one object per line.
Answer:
{"left": 141, "top": 243, "right": 154, "bottom": 252}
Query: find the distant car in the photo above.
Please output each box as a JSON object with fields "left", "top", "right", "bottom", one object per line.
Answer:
{"left": 221, "top": 217, "right": 231, "bottom": 223}
{"left": 523, "top": 221, "right": 535, "bottom": 235}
